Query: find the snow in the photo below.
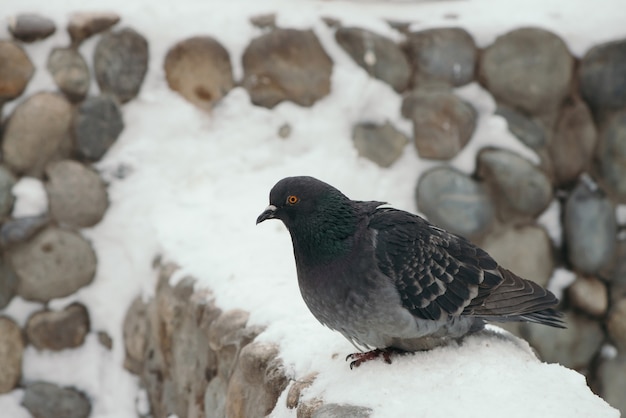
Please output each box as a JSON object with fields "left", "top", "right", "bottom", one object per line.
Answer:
{"left": 1, "top": 0, "right": 624, "bottom": 417}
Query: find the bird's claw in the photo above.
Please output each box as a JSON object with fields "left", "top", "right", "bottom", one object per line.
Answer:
{"left": 346, "top": 349, "right": 393, "bottom": 369}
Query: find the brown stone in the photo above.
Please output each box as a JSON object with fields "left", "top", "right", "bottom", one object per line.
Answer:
{"left": 2, "top": 92, "right": 73, "bottom": 177}
{"left": 25, "top": 303, "right": 90, "bottom": 351}
{"left": 164, "top": 36, "right": 235, "bottom": 112}
{"left": 123, "top": 297, "right": 149, "bottom": 374}
{"left": 0, "top": 316, "right": 24, "bottom": 393}
{"left": 45, "top": 160, "right": 109, "bottom": 228}
{"left": 568, "top": 276, "right": 608, "bottom": 318}
{"left": 479, "top": 224, "right": 554, "bottom": 288}
{"left": 67, "top": 11, "right": 120, "bottom": 45}
{"left": 13, "top": 227, "right": 97, "bottom": 302}
{"left": 287, "top": 372, "right": 318, "bottom": 409}
{"left": 242, "top": 28, "right": 333, "bottom": 108}
{"left": 0, "top": 40, "right": 34, "bottom": 102}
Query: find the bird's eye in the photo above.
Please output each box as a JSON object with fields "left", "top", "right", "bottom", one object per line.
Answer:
{"left": 286, "top": 195, "right": 299, "bottom": 205}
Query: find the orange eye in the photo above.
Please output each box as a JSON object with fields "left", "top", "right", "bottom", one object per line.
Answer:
{"left": 286, "top": 195, "right": 299, "bottom": 205}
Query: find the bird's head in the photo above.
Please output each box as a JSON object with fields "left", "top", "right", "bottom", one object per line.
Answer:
{"left": 256, "top": 176, "right": 347, "bottom": 229}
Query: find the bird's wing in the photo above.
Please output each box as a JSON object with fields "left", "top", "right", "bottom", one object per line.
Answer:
{"left": 368, "top": 208, "right": 504, "bottom": 321}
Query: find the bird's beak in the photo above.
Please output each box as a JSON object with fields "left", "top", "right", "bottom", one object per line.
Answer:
{"left": 256, "top": 205, "right": 277, "bottom": 224}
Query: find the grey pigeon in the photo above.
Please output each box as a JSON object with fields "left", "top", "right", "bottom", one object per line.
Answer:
{"left": 257, "top": 176, "right": 564, "bottom": 367}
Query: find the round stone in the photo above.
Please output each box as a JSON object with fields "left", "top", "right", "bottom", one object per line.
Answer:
{"left": 495, "top": 105, "right": 547, "bottom": 151}
{"left": 94, "top": 27, "right": 149, "bottom": 103}
{"left": 479, "top": 224, "right": 554, "bottom": 288}
{"left": 164, "top": 36, "right": 235, "bottom": 111}
{"left": 564, "top": 180, "right": 617, "bottom": 275}
{"left": 8, "top": 13, "right": 56, "bottom": 43}
{"left": 477, "top": 147, "right": 552, "bottom": 218}
{"left": 47, "top": 47, "right": 90, "bottom": 102}
{"left": 0, "top": 316, "right": 24, "bottom": 393}
{"left": 2, "top": 92, "right": 73, "bottom": 177}
{"left": 0, "top": 259, "right": 19, "bottom": 310}
{"left": 402, "top": 89, "right": 477, "bottom": 160}
{"left": 579, "top": 39, "right": 626, "bottom": 110}
{"left": 352, "top": 121, "right": 408, "bottom": 167}
{"left": 22, "top": 382, "right": 91, "bottom": 418}
{"left": 405, "top": 27, "right": 477, "bottom": 87}
{"left": 242, "top": 29, "right": 333, "bottom": 108}
{"left": 549, "top": 98, "right": 597, "bottom": 186}
{"left": 416, "top": 166, "right": 495, "bottom": 239}
{"left": 12, "top": 227, "right": 97, "bottom": 303}
{"left": 335, "top": 27, "right": 410, "bottom": 92}
{"left": 0, "top": 40, "right": 34, "bottom": 101}
{"left": 25, "top": 303, "right": 90, "bottom": 351}
{"left": 73, "top": 95, "right": 124, "bottom": 161}
{"left": 568, "top": 276, "right": 608, "bottom": 318}
{"left": 67, "top": 11, "right": 120, "bottom": 45}
{"left": 45, "top": 160, "right": 109, "bottom": 228}
{"left": 480, "top": 27, "right": 573, "bottom": 115}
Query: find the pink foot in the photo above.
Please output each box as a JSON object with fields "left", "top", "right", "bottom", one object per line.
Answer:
{"left": 346, "top": 348, "right": 405, "bottom": 369}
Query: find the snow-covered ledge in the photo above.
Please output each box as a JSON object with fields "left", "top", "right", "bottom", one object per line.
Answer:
{"left": 123, "top": 263, "right": 618, "bottom": 418}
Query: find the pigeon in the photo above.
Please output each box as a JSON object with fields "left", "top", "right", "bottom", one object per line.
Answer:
{"left": 257, "top": 176, "right": 564, "bottom": 368}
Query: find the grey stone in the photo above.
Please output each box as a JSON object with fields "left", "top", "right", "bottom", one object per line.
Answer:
{"left": 597, "top": 355, "right": 626, "bottom": 416}
{"left": 45, "top": 160, "right": 109, "bottom": 228}
{"left": 479, "top": 224, "right": 554, "bottom": 288}
{"left": 404, "top": 27, "right": 476, "bottom": 87}
{"left": 0, "top": 165, "right": 17, "bottom": 217}
{"left": 548, "top": 98, "right": 597, "bottom": 186}
{"left": 476, "top": 147, "right": 552, "bottom": 218}
{"left": 480, "top": 27, "right": 573, "bottom": 115}
{"left": 0, "top": 316, "right": 24, "bottom": 393}
{"left": 0, "top": 258, "right": 19, "bottom": 310}
{"left": 2, "top": 92, "right": 73, "bottom": 177}
{"left": 94, "top": 27, "right": 149, "bottom": 103}
{"left": 12, "top": 227, "right": 97, "bottom": 302}
{"left": 74, "top": 95, "right": 124, "bottom": 160}
{"left": 335, "top": 27, "right": 410, "bottom": 92}
{"left": 416, "top": 166, "right": 495, "bottom": 240}
{"left": 204, "top": 376, "right": 228, "bottom": 418}
{"left": 312, "top": 403, "right": 372, "bottom": 418}
{"left": 402, "top": 89, "right": 477, "bottom": 160}
{"left": 564, "top": 180, "right": 617, "bottom": 275}
{"left": 22, "top": 381, "right": 91, "bottom": 418}
{"left": 352, "top": 121, "right": 409, "bottom": 167}
{"left": 47, "top": 47, "right": 90, "bottom": 102}
{"left": 579, "top": 39, "right": 626, "bottom": 111}
{"left": 67, "top": 11, "right": 120, "bottom": 46}
{"left": 495, "top": 104, "right": 547, "bottom": 150}
{"left": 25, "top": 303, "right": 90, "bottom": 351}
{"left": 0, "top": 40, "right": 34, "bottom": 102}
{"left": 597, "top": 109, "right": 626, "bottom": 203}
{"left": 225, "top": 342, "right": 288, "bottom": 418}
{"left": 242, "top": 29, "right": 333, "bottom": 108}
{"left": 522, "top": 312, "right": 604, "bottom": 370}
{"left": 568, "top": 276, "right": 608, "bottom": 318}
{"left": 0, "top": 215, "right": 50, "bottom": 248}
{"left": 278, "top": 123, "right": 292, "bottom": 139}
{"left": 164, "top": 36, "right": 234, "bottom": 112}
{"left": 607, "top": 298, "right": 626, "bottom": 352}
{"left": 8, "top": 13, "right": 56, "bottom": 43}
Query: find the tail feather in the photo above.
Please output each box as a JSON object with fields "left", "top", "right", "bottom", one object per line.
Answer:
{"left": 464, "top": 267, "right": 565, "bottom": 328}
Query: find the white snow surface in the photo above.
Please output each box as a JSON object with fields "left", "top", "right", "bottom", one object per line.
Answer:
{"left": 1, "top": 0, "right": 624, "bottom": 417}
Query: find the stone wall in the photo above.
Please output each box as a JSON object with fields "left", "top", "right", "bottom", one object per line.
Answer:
{"left": 0, "top": 9, "right": 625, "bottom": 417}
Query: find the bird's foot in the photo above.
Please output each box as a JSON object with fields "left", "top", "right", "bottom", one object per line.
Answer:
{"left": 346, "top": 347, "right": 406, "bottom": 369}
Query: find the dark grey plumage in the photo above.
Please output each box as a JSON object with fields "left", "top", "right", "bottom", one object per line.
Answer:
{"left": 257, "top": 176, "right": 563, "bottom": 363}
